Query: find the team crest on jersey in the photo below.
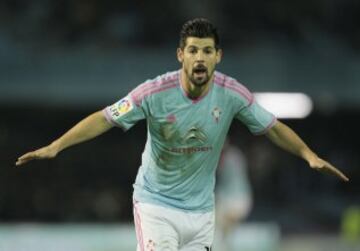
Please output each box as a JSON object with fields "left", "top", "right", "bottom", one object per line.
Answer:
{"left": 211, "top": 107, "right": 222, "bottom": 123}
{"left": 146, "top": 239, "right": 155, "bottom": 251}
{"left": 109, "top": 96, "right": 133, "bottom": 119}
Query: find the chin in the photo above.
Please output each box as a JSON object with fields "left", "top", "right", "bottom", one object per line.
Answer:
{"left": 191, "top": 77, "right": 209, "bottom": 87}
{"left": 191, "top": 80, "right": 208, "bottom": 87}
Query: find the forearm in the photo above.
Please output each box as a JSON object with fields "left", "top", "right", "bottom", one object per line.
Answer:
{"left": 50, "top": 110, "right": 113, "bottom": 153}
{"left": 265, "top": 121, "right": 317, "bottom": 163}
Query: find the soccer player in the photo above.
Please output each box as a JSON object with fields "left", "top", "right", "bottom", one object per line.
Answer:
{"left": 16, "top": 18, "right": 349, "bottom": 251}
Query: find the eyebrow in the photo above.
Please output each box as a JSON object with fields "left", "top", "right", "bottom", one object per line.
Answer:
{"left": 187, "top": 45, "right": 215, "bottom": 50}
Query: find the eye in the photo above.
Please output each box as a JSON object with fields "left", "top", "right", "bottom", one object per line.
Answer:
{"left": 204, "top": 48, "right": 214, "bottom": 54}
{"left": 188, "top": 48, "right": 197, "bottom": 54}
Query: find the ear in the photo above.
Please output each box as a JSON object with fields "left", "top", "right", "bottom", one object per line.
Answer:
{"left": 177, "top": 48, "right": 184, "bottom": 63}
{"left": 216, "top": 49, "right": 223, "bottom": 64}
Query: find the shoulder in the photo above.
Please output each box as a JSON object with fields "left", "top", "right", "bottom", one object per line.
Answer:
{"left": 130, "top": 70, "right": 180, "bottom": 106}
{"left": 213, "top": 71, "right": 254, "bottom": 104}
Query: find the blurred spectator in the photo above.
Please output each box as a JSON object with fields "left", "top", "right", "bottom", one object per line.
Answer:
{"left": 215, "top": 138, "right": 253, "bottom": 251}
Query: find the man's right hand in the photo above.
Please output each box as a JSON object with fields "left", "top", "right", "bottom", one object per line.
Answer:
{"left": 16, "top": 144, "right": 59, "bottom": 166}
{"left": 15, "top": 110, "right": 113, "bottom": 167}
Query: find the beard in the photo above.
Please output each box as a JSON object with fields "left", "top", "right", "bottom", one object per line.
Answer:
{"left": 185, "top": 65, "right": 212, "bottom": 87}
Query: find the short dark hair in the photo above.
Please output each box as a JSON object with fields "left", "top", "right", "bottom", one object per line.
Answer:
{"left": 179, "top": 18, "right": 220, "bottom": 50}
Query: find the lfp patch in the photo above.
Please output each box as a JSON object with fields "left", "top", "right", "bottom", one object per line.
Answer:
{"left": 109, "top": 96, "right": 133, "bottom": 119}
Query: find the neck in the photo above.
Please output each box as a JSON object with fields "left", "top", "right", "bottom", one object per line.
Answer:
{"left": 180, "top": 69, "right": 213, "bottom": 99}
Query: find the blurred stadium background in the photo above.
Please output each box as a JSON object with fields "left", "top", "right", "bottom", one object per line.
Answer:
{"left": 0, "top": 0, "right": 359, "bottom": 250}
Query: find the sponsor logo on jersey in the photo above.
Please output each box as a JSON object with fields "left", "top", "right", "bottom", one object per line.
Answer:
{"left": 211, "top": 107, "right": 222, "bottom": 123}
{"left": 169, "top": 146, "right": 213, "bottom": 154}
{"left": 109, "top": 96, "right": 133, "bottom": 119}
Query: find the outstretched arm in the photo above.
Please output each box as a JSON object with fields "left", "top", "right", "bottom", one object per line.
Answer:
{"left": 265, "top": 120, "right": 349, "bottom": 182}
{"left": 16, "top": 110, "right": 113, "bottom": 166}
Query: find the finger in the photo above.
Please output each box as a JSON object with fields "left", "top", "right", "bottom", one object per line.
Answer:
{"left": 15, "top": 152, "right": 38, "bottom": 166}
{"left": 15, "top": 158, "right": 30, "bottom": 166}
{"left": 325, "top": 163, "right": 349, "bottom": 181}
{"left": 15, "top": 159, "right": 28, "bottom": 166}
{"left": 18, "top": 151, "right": 38, "bottom": 161}
{"left": 16, "top": 155, "right": 36, "bottom": 166}
{"left": 324, "top": 163, "right": 349, "bottom": 182}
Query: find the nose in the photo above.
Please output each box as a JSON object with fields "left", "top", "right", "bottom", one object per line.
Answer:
{"left": 195, "top": 51, "right": 205, "bottom": 62}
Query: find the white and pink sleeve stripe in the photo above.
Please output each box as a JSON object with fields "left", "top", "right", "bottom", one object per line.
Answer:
{"left": 131, "top": 73, "right": 179, "bottom": 106}
{"left": 214, "top": 73, "right": 254, "bottom": 104}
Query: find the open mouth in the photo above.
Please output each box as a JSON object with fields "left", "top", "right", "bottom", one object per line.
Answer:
{"left": 193, "top": 66, "right": 207, "bottom": 78}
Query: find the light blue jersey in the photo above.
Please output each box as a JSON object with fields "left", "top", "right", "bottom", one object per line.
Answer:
{"left": 103, "top": 70, "right": 276, "bottom": 212}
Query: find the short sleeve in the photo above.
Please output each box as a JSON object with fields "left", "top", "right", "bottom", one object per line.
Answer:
{"left": 103, "top": 95, "right": 146, "bottom": 131}
{"left": 235, "top": 101, "right": 277, "bottom": 135}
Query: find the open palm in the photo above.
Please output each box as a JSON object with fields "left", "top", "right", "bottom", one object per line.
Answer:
{"left": 309, "top": 157, "right": 349, "bottom": 182}
{"left": 16, "top": 145, "right": 58, "bottom": 166}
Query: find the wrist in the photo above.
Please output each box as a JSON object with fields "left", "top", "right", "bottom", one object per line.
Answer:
{"left": 301, "top": 148, "right": 318, "bottom": 164}
{"left": 49, "top": 141, "right": 62, "bottom": 154}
